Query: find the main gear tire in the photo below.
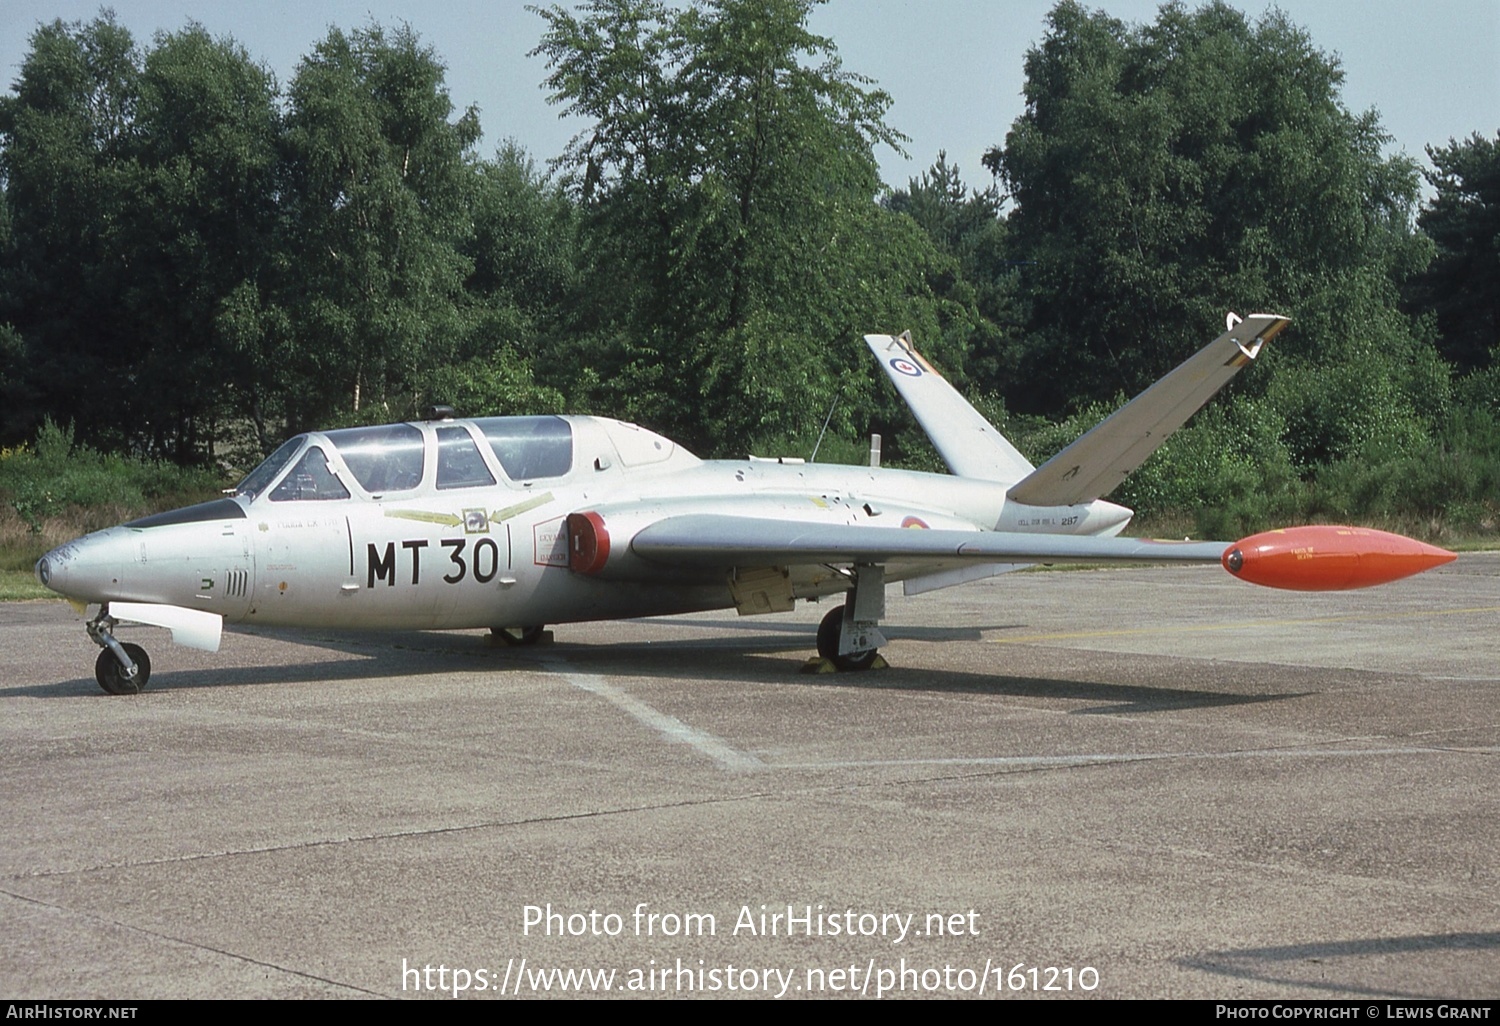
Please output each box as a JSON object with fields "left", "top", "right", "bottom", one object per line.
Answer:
{"left": 816, "top": 604, "right": 878, "bottom": 672}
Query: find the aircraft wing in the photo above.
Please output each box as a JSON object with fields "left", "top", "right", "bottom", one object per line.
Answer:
{"left": 1007, "top": 313, "right": 1290, "bottom": 507}
{"left": 629, "top": 514, "right": 1226, "bottom": 569}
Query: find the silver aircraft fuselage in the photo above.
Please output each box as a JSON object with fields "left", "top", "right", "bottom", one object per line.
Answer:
{"left": 36, "top": 413, "right": 1133, "bottom": 634}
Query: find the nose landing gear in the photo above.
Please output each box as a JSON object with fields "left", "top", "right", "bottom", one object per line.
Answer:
{"left": 87, "top": 609, "right": 151, "bottom": 694}
{"left": 94, "top": 643, "right": 151, "bottom": 694}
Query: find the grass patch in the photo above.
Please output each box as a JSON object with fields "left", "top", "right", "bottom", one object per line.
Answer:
{"left": 1, "top": 420, "right": 228, "bottom": 573}
{"left": 0, "top": 568, "right": 57, "bottom": 601}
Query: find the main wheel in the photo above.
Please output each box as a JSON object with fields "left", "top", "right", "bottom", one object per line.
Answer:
{"left": 816, "top": 604, "right": 878, "bottom": 672}
{"left": 95, "top": 643, "right": 150, "bottom": 695}
{"left": 491, "top": 625, "right": 546, "bottom": 646}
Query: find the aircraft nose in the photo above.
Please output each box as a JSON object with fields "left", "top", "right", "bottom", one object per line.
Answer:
{"left": 35, "top": 529, "right": 133, "bottom": 603}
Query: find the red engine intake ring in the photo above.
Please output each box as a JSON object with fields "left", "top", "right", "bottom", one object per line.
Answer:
{"left": 567, "top": 511, "right": 611, "bottom": 575}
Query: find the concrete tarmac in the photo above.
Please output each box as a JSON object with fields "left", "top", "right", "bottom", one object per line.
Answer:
{"left": 2, "top": 555, "right": 1497, "bottom": 999}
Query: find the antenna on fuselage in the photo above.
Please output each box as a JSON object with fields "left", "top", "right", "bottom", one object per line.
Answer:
{"left": 810, "top": 389, "right": 841, "bottom": 463}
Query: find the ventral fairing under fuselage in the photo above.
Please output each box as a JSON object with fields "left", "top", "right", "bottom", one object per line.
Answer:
{"left": 36, "top": 313, "right": 1455, "bottom": 694}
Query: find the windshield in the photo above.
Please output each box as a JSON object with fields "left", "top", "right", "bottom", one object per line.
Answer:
{"left": 270, "top": 446, "right": 350, "bottom": 502}
{"left": 235, "top": 436, "right": 304, "bottom": 501}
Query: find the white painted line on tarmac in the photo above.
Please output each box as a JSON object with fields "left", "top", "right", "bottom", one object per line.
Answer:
{"left": 777, "top": 744, "right": 1500, "bottom": 771}
{"left": 548, "top": 660, "right": 765, "bottom": 772}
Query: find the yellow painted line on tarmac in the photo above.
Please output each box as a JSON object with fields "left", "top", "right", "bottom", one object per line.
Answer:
{"left": 990, "top": 606, "right": 1500, "bottom": 645}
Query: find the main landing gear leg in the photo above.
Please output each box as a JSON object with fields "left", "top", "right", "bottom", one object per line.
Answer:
{"left": 814, "top": 563, "right": 888, "bottom": 672}
{"left": 87, "top": 607, "right": 151, "bottom": 695}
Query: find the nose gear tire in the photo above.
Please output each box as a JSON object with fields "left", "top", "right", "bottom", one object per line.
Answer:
{"left": 95, "top": 643, "right": 150, "bottom": 695}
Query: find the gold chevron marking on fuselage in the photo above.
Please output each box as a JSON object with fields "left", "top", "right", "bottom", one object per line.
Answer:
{"left": 491, "top": 493, "right": 554, "bottom": 524}
{"left": 384, "top": 510, "right": 463, "bottom": 527}
{"left": 383, "top": 491, "right": 556, "bottom": 531}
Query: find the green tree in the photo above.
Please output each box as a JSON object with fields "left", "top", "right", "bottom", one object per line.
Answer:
{"left": 0, "top": 17, "right": 284, "bottom": 461}
{"left": 0, "top": 14, "right": 143, "bottom": 451}
{"left": 531, "top": 0, "right": 929, "bottom": 454}
{"left": 1408, "top": 132, "right": 1500, "bottom": 373}
{"left": 125, "top": 24, "right": 282, "bottom": 460}
{"left": 466, "top": 143, "right": 577, "bottom": 319}
{"left": 986, "top": 0, "right": 1435, "bottom": 433}
{"left": 433, "top": 143, "right": 577, "bottom": 420}
{"left": 276, "top": 23, "right": 482, "bottom": 429}
{"left": 883, "top": 152, "right": 1017, "bottom": 386}
{"left": 0, "top": 182, "right": 21, "bottom": 439}
{"left": 886, "top": 153, "right": 1005, "bottom": 269}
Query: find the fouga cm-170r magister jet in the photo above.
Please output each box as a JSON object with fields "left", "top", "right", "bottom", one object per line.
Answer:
{"left": 37, "top": 313, "right": 1455, "bottom": 694}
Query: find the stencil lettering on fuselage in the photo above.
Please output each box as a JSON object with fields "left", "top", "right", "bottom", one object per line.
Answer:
{"left": 534, "top": 516, "right": 568, "bottom": 568}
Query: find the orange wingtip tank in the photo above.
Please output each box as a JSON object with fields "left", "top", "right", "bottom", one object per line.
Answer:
{"left": 1222, "top": 525, "right": 1456, "bottom": 591}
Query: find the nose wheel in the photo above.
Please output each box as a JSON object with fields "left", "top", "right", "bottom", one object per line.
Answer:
{"left": 94, "top": 643, "right": 150, "bottom": 695}
{"left": 87, "top": 608, "right": 152, "bottom": 694}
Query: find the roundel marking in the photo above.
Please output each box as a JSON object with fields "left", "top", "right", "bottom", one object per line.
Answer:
{"left": 889, "top": 357, "right": 922, "bottom": 377}
{"left": 900, "top": 516, "right": 930, "bottom": 529}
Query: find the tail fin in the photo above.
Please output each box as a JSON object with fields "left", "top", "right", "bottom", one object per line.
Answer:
{"left": 865, "top": 332, "right": 1034, "bottom": 483}
{"left": 1007, "top": 313, "right": 1288, "bottom": 507}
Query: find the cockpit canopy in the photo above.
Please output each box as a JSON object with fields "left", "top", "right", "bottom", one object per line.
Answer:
{"left": 474, "top": 416, "right": 573, "bottom": 480}
{"left": 327, "top": 424, "right": 426, "bottom": 493}
{"left": 235, "top": 416, "right": 580, "bottom": 502}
